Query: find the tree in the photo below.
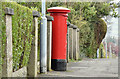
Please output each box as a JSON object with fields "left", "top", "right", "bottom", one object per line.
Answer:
{"left": 18, "top": 2, "right": 118, "bottom": 58}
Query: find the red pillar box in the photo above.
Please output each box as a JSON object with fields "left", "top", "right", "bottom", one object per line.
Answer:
{"left": 47, "top": 7, "right": 70, "bottom": 71}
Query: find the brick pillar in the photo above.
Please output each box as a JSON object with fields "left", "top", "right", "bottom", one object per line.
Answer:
{"left": 73, "top": 25, "right": 78, "bottom": 60}
{"left": 2, "top": 7, "right": 14, "bottom": 77}
{"left": 46, "top": 16, "right": 54, "bottom": 71}
{"left": 69, "top": 24, "right": 73, "bottom": 60}
{"left": 27, "top": 11, "right": 40, "bottom": 77}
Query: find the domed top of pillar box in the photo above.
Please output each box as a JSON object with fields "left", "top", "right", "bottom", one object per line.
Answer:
{"left": 47, "top": 7, "right": 70, "bottom": 13}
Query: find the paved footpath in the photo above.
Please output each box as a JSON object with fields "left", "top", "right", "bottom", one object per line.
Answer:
{"left": 38, "top": 58, "right": 118, "bottom": 77}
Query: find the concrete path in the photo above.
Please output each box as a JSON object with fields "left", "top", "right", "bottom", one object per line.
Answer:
{"left": 38, "top": 58, "right": 118, "bottom": 77}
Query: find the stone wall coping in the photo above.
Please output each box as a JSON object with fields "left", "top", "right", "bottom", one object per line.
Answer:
{"left": 5, "top": 7, "right": 14, "bottom": 15}
{"left": 69, "top": 24, "right": 74, "bottom": 28}
{"left": 73, "top": 25, "right": 77, "bottom": 29}
{"left": 33, "top": 11, "right": 40, "bottom": 17}
{"left": 77, "top": 28, "right": 80, "bottom": 32}
{"left": 46, "top": 16, "right": 54, "bottom": 21}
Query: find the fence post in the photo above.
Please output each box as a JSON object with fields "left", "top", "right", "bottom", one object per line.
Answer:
{"left": 67, "top": 22, "right": 70, "bottom": 63}
{"left": 105, "top": 39, "right": 108, "bottom": 58}
{"left": 100, "top": 48, "right": 102, "bottom": 58}
{"left": 77, "top": 28, "right": 80, "bottom": 60}
{"left": 46, "top": 16, "right": 53, "bottom": 71}
{"left": 27, "top": 11, "right": 40, "bottom": 77}
{"left": 69, "top": 24, "right": 73, "bottom": 60}
{"left": 2, "top": 7, "right": 14, "bottom": 77}
{"left": 109, "top": 45, "right": 112, "bottom": 58}
{"left": 73, "top": 25, "right": 78, "bottom": 60}
{"left": 97, "top": 48, "right": 99, "bottom": 58}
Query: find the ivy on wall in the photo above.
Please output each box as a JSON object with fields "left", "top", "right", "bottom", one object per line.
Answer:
{"left": 2, "top": 2, "right": 34, "bottom": 71}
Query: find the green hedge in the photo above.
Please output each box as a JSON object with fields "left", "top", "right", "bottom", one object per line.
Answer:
{"left": 0, "top": 2, "right": 2, "bottom": 76}
{"left": 79, "top": 18, "right": 107, "bottom": 58}
{"left": 2, "top": 2, "right": 34, "bottom": 71}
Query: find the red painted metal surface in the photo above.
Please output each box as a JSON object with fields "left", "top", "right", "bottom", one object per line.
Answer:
{"left": 47, "top": 7, "right": 70, "bottom": 59}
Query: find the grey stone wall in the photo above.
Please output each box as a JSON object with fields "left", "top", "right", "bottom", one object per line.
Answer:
{"left": 77, "top": 29, "right": 80, "bottom": 59}
{"left": 2, "top": 8, "right": 40, "bottom": 77}
{"left": 73, "top": 25, "right": 78, "bottom": 60}
{"left": 27, "top": 11, "right": 40, "bottom": 77}
{"left": 46, "top": 16, "right": 53, "bottom": 71}
{"left": 67, "top": 22, "right": 70, "bottom": 63}
{"left": 69, "top": 26, "right": 73, "bottom": 60}
{"left": 2, "top": 8, "right": 14, "bottom": 77}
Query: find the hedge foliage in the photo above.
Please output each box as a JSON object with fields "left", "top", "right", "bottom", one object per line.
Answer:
{"left": 0, "top": 2, "right": 2, "bottom": 75}
{"left": 2, "top": 2, "right": 34, "bottom": 71}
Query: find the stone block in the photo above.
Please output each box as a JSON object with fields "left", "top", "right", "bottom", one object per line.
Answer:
{"left": 33, "top": 11, "right": 40, "bottom": 17}
{"left": 5, "top": 7, "right": 14, "bottom": 15}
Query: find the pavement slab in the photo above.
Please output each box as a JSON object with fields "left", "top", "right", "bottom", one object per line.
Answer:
{"left": 38, "top": 58, "right": 118, "bottom": 77}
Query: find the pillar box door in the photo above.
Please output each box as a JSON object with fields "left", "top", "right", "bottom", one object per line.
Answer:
{"left": 47, "top": 7, "right": 70, "bottom": 71}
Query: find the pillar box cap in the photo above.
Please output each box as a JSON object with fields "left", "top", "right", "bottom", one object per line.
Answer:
{"left": 5, "top": 7, "right": 14, "bottom": 15}
{"left": 67, "top": 22, "right": 70, "bottom": 26}
{"left": 69, "top": 24, "right": 74, "bottom": 28}
{"left": 77, "top": 28, "right": 80, "bottom": 32}
{"left": 33, "top": 11, "right": 40, "bottom": 17}
{"left": 47, "top": 7, "right": 70, "bottom": 13}
{"left": 73, "top": 25, "right": 77, "bottom": 29}
{"left": 46, "top": 16, "right": 54, "bottom": 21}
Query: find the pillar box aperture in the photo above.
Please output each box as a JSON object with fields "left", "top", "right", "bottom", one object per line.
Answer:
{"left": 47, "top": 7, "right": 70, "bottom": 71}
